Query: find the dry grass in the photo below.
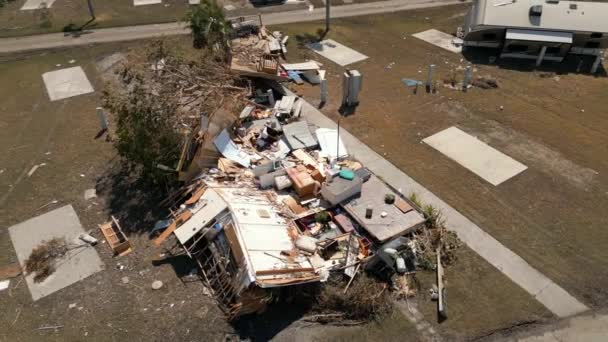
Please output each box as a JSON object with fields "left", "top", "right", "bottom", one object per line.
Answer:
{"left": 25, "top": 237, "right": 68, "bottom": 283}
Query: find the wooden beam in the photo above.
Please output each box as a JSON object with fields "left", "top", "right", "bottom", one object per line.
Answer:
{"left": 185, "top": 186, "right": 206, "bottom": 205}
{"left": 153, "top": 210, "right": 193, "bottom": 247}
{"left": 255, "top": 268, "right": 315, "bottom": 276}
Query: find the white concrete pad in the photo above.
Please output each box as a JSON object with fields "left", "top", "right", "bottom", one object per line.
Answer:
{"left": 21, "top": 0, "right": 57, "bottom": 11}
{"left": 307, "top": 39, "right": 368, "bottom": 66}
{"left": 223, "top": 4, "right": 236, "bottom": 10}
{"left": 412, "top": 29, "right": 462, "bottom": 53}
{"left": 8, "top": 205, "right": 104, "bottom": 301}
{"left": 189, "top": 0, "right": 200, "bottom": 4}
{"left": 134, "top": 0, "right": 162, "bottom": 6}
{"left": 42, "top": 66, "right": 94, "bottom": 101}
{"left": 423, "top": 127, "right": 527, "bottom": 186}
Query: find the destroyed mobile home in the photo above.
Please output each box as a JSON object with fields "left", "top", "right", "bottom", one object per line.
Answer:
{"left": 106, "top": 16, "right": 458, "bottom": 320}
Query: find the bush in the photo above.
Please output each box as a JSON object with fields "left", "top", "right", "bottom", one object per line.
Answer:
{"left": 185, "top": 0, "right": 230, "bottom": 50}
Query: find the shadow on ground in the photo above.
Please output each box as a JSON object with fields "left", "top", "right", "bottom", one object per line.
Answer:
{"left": 95, "top": 157, "right": 169, "bottom": 235}
{"left": 462, "top": 47, "right": 607, "bottom": 77}
{"left": 295, "top": 29, "right": 328, "bottom": 48}
{"left": 231, "top": 285, "right": 320, "bottom": 341}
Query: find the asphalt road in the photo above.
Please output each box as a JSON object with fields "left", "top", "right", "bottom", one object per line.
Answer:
{"left": 0, "top": 0, "right": 465, "bottom": 54}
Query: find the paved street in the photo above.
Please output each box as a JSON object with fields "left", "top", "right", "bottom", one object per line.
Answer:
{"left": 0, "top": 0, "right": 465, "bottom": 54}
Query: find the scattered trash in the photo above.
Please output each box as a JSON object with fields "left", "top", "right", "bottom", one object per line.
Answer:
{"left": 68, "top": 303, "right": 77, "bottom": 309}
{"left": 121, "top": 276, "right": 129, "bottom": 284}
{"left": 472, "top": 76, "right": 499, "bottom": 89}
{"left": 83, "top": 188, "right": 97, "bottom": 200}
{"left": 78, "top": 233, "right": 98, "bottom": 245}
{"left": 151, "top": 280, "right": 163, "bottom": 290}
{"left": 0, "top": 280, "right": 10, "bottom": 292}
{"left": 27, "top": 163, "right": 46, "bottom": 177}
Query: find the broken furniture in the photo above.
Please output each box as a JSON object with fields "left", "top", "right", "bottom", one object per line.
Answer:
{"left": 365, "top": 236, "right": 416, "bottom": 280}
{"left": 99, "top": 216, "right": 132, "bottom": 256}
{"left": 286, "top": 165, "right": 320, "bottom": 198}
{"left": 320, "top": 174, "right": 363, "bottom": 206}
{"left": 258, "top": 54, "right": 279, "bottom": 75}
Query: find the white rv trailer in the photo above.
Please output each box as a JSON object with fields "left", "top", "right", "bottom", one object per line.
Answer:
{"left": 462, "top": 0, "right": 608, "bottom": 68}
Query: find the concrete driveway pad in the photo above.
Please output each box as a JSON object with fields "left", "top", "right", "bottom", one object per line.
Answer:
{"left": 42, "top": 66, "right": 94, "bottom": 101}
{"left": 8, "top": 205, "right": 104, "bottom": 301}
{"left": 423, "top": 126, "right": 527, "bottom": 186}
{"left": 307, "top": 39, "right": 368, "bottom": 66}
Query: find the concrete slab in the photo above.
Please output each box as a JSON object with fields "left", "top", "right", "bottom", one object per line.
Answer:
{"left": 189, "top": 0, "right": 200, "bottom": 4}
{"left": 423, "top": 126, "right": 527, "bottom": 186}
{"left": 307, "top": 39, "right": 368, "bottom": 66}
{"left": 412, "top": 29, "right": 462, "bottom": 53}
{"left": 134, "top": 0, "right": 162, "bottom": 6}
{"left": 282, "top": 85, "right": 588, "bottom": 318}
{"left": 42, "top": 66, "right": 94, "bottom": 101}
{"left": 8, "top": 205, "right": 104, "bottom": 301}
{"left": 21, "top": 0, "right": 57, "bottom": 10}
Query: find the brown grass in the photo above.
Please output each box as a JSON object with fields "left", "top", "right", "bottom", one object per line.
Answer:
{"left": 25, "top": 237, "right": 68, "bottom": 283}
{"left": 313, "top": 274, "right": 393, "bottom": 322}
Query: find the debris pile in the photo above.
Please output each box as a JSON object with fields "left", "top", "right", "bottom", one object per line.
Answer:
{"left": 229, "top": 16, "right": 326, "bottom": 86}
{"left": 103, "top": 20, "right": 461, "bottom": 322}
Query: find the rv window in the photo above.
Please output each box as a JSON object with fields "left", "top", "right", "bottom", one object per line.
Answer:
{"left": 545, "top": 47, "right": 561, "bottom": 54}
{"left": 483, "top": 33, "right": 497, "bottom": 40}
{"left": 591, "top": 33, "right": 603, "bottom": 39}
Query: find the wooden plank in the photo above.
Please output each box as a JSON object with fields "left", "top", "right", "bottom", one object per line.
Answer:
{"left": 394, "top": 198, "right": 414, "bottom": 213}
{"left": 0, "top": 263, "right": 22, "bottom": 280}
{"left": 185, "top": 186, "right": 207, "bottom": 205}
{"left": 255, "top": 267, "right": 315, "bottom": 276}
{"left": 224, "top": 223, "right": 246, "bottom": 267}
{"left": 282, "top": 196, "right": 306, "bottom": 215}
{"left": 153, "top": 210, "right": 193, "bottom": 247}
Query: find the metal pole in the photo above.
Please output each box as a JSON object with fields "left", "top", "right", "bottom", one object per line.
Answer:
{"left": 536, "top": 46, "right": 547, "bottom": 67}
{"left": 591, "top": 51, "right": 603, "bottom": 74}
{"left": 325, "top": 0, "right": 330, "bottom": 33}
{"left": 336, "top": 116, "right": 341, "bottom": 161}
{"left": 426, "top": 64, "right": 435, "bottom": 93}
{"left": 463, "top": 65, "right": 472, "bottom": 92}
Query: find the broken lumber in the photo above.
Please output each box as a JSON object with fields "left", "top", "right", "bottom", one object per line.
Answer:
{"left": 153, "top": 210, "right": 193, "bottom": 247}
{"left": 255, "top": 267, "right": 315, "bottom": 276}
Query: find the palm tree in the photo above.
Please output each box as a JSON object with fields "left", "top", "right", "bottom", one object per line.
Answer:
{"left": 185, "top": 0, "right": 230, "bottom": 50}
